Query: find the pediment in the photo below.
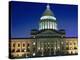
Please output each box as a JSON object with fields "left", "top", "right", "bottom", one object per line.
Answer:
{"left": 36, "top": 29, "right": 61, "bottom": 37}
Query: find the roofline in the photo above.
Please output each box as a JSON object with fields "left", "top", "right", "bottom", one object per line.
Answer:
{"left": 64, "top": 37, "right": 78, "bottom": 38}
{"left": 10, "top": 37, "right": 34, "bottom": 39}
{"left": 10, "top": 37, "right": 78, "bottom": 39}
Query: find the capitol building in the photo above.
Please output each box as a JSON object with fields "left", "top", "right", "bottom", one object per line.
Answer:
{"left": 9, "top": 4, "right": 78, "bottom": 59}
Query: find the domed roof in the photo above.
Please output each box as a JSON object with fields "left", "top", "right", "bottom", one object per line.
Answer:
{"left": 40, "top": 4, "right": 56, "bottom": 20}
{"left": 39, "top": 4, "right": 57, "bottom": 30}
{"left": 43, "top": 4, "right": 54, "bottom": 16}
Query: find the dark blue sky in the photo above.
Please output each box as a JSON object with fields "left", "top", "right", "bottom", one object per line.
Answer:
{"left": 10, "top": 1, "right": 78, "bottom": 38}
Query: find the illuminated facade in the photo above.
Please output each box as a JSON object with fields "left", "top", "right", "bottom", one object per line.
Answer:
{"left": 64, "top": 37, "right": 78, "bottom": 54}
{"left": 10, "top": 38, "right": 32, "bottom": 58}
{"left": 10, "top": 37, "right": 78, "bottom": 58}
{"left": 9, "top": 4, "right": 78, "bottom": 59}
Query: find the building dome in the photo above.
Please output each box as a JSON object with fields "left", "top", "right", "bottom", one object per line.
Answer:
{"left": 39, "top": 4, "right": 57, "bottom": 30}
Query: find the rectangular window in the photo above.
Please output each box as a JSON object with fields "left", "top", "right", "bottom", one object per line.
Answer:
{"left": 66, "top": 47, "right": 69, "bottom": 50}
{"left": 27, "top": 43, "right": 30, "bottom": 52}
{"left": 66, "top": 43, "right": 68, "bottom": 45}
{"left": 12, "top": 49, "right": 15, "bottom": 52}
{"left": 16, "top": 49, "right": 20, "bottom": 52}
{"left": 27, "top": 48, "right": 30, "bottom": 52}
{"left": 22, "top": 49, "right": 26, "bottom": 52}
{"left": 74, "top": 47, "right": 77, "bottom": 49}
{"left": 70, "top": 47, "right": 73, "bottom": 50}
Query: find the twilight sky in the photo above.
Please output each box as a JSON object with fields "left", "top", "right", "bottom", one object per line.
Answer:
{"left": 10, "top": 1, "right": 78, "bottom": 38}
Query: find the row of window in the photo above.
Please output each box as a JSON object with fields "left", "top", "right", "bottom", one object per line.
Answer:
{"left": 12, "top": 43, "right": 30, "bottom": 47}
{"left": 12, "top": 42, "right": 77, "bottom": 48}
{"left": 11, "top": 47, "right": 77, "bottom": 53}
{"left": 12, "top": 48, "right": 30, "bottom": 52}
{"left": 66, "top": 42, "right": 77, "bottom": 45}
{"left": 66, "top": 47, "right": 77, "bottom": 50}
{"left": 33, "top": 42, "right": 76, "bottom": 46}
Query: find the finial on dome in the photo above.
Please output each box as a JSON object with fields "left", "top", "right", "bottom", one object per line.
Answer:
{"left": 47, "top": 4, "right": 50, "bottom": 9}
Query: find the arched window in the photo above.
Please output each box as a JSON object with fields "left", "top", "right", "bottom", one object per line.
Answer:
{"left": 27, "top": 43, "right": 30, "bottom": 46}
{"left": 70, "top": 43, "right": 72, "bottom": 45}
{"left": 74, "top": 42, "right": 76, "bottom": 45}
{"left": 18, "top": 43, "right": 20, "bottom": 47}
{"left": 23, "top": 43, "right": 25, "bottom": 47}
{"left": 13, "top": 43, "right": 15, "bottom": 47}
